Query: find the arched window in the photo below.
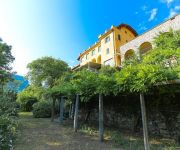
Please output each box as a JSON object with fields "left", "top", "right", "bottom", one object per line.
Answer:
{"left": 97, "top": 55, "right": 101, "bottom": 64}
{"left": 116, "top": 55, "right": 121, "bottom": 66}
{"left": 139, "top": 42, "right": 152, "bottom": 55}
{"left": 124, "top": 49, "right": 135, "bottom": 60}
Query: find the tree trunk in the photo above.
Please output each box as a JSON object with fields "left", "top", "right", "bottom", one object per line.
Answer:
{"left": 99, "top": 93, "right": 104, "bottom": 142}
{"left": 140, "top": 93, "right": 150, "bottom": 150}
{"left": 74, "top": 94, "right": 79, "bottom": 132}
{"left": 59, "top": 96, "right": 64, "bottom": 123}
{"left": 51, "top": 98, "right": 55, "bottom": 122}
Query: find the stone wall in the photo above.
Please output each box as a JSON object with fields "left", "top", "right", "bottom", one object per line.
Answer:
{"left": 79, "top": 93, "right": 180, "bottom": 138}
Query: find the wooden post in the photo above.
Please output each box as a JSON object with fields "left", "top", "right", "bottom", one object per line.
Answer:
{"left": 74, "top": 94, "right": 79, "bottom": 132}
{"left": 69, "top": 103, "right": 71, "bottom": 118}
{"left": 51, "top": 98, "right": 55, "bottom": 122}
{"left": 140, "top": 93, "right": 150, "bottom": 150}
{"left": 99, "top": 93, "right": 104, "bottom": 142}
{"left": 59, "top": 96, "right": 64, "bottom": 123}
{"left": 71, "top": 99, "right": 75, "bottom": 119}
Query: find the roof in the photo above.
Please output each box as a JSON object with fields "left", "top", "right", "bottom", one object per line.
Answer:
{"left": 117, "top": 24, "right": 138, "bottom": 36}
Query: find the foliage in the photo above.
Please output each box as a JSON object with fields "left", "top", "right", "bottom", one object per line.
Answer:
{"left": 0, "top": 39, "right": 15, "bottom": 85}
{"left": 0, "top": 95, "right": 18, "bottom": 150}
{"left": 17, "top": 86, "right": 45, "bottom": 111}
{"left": 49, "top": 71, "right": 76, "bottom": 97}
{"left": 154, "top": 30, "right": 180, "bottom": 50}
{"left": 0, "top": 95, "right": 18, "bottom": 116}
{"left": 27, "top": 56, "right": 70, "bottom": 87}
{"left": 70, "top": 69, "right": 98, "bottom": 101}
{"left": 96, "top": 66, "right": 117, "bottom": 96}
{"left": 115, "top": 30, "right": 180, "bottom": 93}
{"left": 0, "top": 38, "right": 18, "bottom": 150}
{"left": 32, "top": 101, "right": 52, "bottom": 118}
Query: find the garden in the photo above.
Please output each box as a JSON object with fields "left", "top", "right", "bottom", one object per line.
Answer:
{"left": 0, "top": 30, "right": 180, "bottom": 150}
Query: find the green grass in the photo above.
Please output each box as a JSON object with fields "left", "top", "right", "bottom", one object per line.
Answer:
{"left": 15, "top": 112, "right": 117, "bottom": 150}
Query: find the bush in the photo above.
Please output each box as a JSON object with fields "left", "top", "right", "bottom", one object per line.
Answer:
{"left": 32, "top": 101, "right": 52, "bottom": 118}
{"left": 0, "top": 95, "right": 18, "bottom": 150}
{"left": 17, "top": 86, "right": 45, "bottom": 112}
{"left": 18, "top": 97, "right": 38, "bottom": 112}
{"left": 0, "top": 115, "right": 18, "bottom": 150}
{"left": 0, "top": 97, "right": 18, "bottom": 116}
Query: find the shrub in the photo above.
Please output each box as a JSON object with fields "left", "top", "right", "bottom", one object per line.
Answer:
{"left": 0, "top": 96, "right": 18, "bottom": 116}
{"left": 18, "top": 97, "right": 38, "bottom": 112}
{"left": 17, "top": 86, "right": 45, "bottom": 112}
{"left": 32, "top": 101, "right": 52, "bottom": 118}
{"left": 0, "top": 115, "right": 18, "bottom": 150}
{"left": 0, "top": 95, "right": 18, "bottom": 150}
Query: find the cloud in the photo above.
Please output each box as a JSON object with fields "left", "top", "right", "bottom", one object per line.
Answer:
{"left": 148, "top": 8, "right": 158, "bottom": 21}
{"left": 138, "top": 22, "right": 147, "bottom": 31}
{"left": 160, "top": 0, "right": 174, "bottom": 7}
{"left": 168, "top": 5, "right": 180, "bottom": 18}
{"left": 139, "top": 26, "right": 148, "bottom": 31}
{"left": 141, "top": 5, "right": 147, "bottom": 11}
{"left": 175, "top": 6, "right": 180, "bottom": 10}
{"left": 168, "top": 9, "right": 177, "bottom": 18}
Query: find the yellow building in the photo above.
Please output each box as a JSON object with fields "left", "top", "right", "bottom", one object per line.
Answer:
{"left": 73, "top": 24, "right": 137, "bottom": 70}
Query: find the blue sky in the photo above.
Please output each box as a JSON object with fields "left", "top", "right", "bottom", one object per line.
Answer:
{"left": 0, "top": 0, "right": 179, "bottom": 75}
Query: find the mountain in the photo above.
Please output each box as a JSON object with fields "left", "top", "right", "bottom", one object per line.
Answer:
{"left": 6, "top": 75, "right": 29, "bottom": 93}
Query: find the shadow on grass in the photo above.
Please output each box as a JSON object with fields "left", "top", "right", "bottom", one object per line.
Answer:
{"left": 80, "top": 124, "right": 180, "bottom": 150}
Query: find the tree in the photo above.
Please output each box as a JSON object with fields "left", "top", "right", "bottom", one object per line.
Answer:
{"left": 0, "top": 38, "right": 15, "bottom": 87}
{"left": 27, "top": 56, "right": 70, "bottom": 87}
{"left": 17, "top": 85, "right": 45, "bottom": 111}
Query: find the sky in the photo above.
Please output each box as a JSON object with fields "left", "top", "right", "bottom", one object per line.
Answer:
{"left": 0, "top": 0, "right": 179, "bottom": 75}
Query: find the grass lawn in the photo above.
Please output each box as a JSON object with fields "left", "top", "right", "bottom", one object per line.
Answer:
{"left": 15, "top": 112, "right": 179, "bottom": 150}
{"left": 15, "top": 112, "right": 117, "bottom": 150}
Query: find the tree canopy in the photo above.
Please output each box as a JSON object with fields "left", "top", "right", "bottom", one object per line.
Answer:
{"left": 0, "top": 39, "right": 14, "bottom": 85}
{"left": 27, "top": 56, "right": 70, "bottom": 87}
{"left": 49, "top": 30, "right": 180, "bottom": 100}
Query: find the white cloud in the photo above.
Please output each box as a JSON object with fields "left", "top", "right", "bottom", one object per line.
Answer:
{"left": 140, "top": 26, "right": 148, "bottom": 31}
{"left": 141, "top": 5, "right": 147, "bottom": 11}
{"left": 138, "top": 22, "right": 147, "bottom": 31}
{"left": 148, "top": 8, "right": 158, "bottom": 21}
{"left": 168, "top": 5, "right": 180, "bottom": 18}
{"left": 168, "top": 9, "right": 178, "bottom": 18}
{"left": 175, "top": 6, "right": 180, "bottom": 10}
{"left": 160, "top": 0, "right": 174, "bottom": 7}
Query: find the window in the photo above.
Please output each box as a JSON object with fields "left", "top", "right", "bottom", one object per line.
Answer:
{"left": 81, "top": 56, "right": 85, "bottom": 62}
{"left": 126, "top": 40, "right": 128, "bottom": 43}
{"left": 86, "top": 53, "right": 89, "bottom": 60}
{"left": 98, "top": 46, "right": 101, "bottom": 52}
{"left": 106, "top": 48, "right": 110, "bottom": 54}
{"left": 105, "top": 36, "right": 110, "bottom": 43}
{"left": 118, "top": 34, "right": 121, "bottom": 40}
{"left": 92, "top": 50, "right": 95, "bottom": 56}
{"left": 125, "top": 30, "right": 127, "bottom": 34}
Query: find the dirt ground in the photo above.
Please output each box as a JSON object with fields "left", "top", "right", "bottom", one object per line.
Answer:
{"left": 15, "top": 112, "right": 119, "bottom": 150}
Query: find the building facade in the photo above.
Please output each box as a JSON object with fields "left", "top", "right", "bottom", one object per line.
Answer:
{"left": 73, "top": 14, "right": 180, "bottom": 70}
{"left": 120, "top": 14, "right": 180, "bottom": 63}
